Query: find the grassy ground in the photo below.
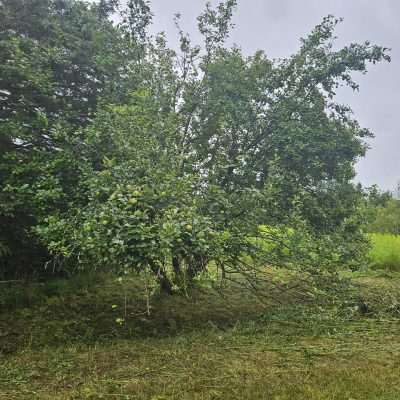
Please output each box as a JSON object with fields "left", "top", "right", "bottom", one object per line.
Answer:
{"left": 369, "top": 233, "right": 400, "bottom": 271}
{"left": 1, "top": 270, "right": 400, "bottom": 399}
{"left": 2, "top": 319, "right": 400, "bottom": 400}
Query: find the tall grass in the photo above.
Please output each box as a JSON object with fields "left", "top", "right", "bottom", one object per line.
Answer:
{"left": 369, "top": 233, "right": 400, "bottom": 271}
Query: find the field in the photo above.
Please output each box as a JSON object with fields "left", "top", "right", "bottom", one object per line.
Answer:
{"left": 1, "top": 265, "right": 400, "bottom": 400}
{"left": 369, "top": 233, "right": 400, "bottom": 271}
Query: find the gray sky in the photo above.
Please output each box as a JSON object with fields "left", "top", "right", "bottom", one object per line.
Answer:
{"left": 108, "top": 0, "right": 400, "bottom": 191}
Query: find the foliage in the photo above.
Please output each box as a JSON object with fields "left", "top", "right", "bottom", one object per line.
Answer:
{"left": 0, "top": 0, "right": 390, "bottom": 292}
{"left": 0, "top": 0, "right": 146, "bottom": 276}
{"left": 364, "top": 184, "right": 393, "bottom": 208}
{"left": 362, "top": 184, "right": 394, "bottom": 233}
{"left": 368, "top": 199, "right": 400, "bottom": 234}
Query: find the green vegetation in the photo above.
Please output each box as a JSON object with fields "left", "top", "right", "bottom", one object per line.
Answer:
{"left": 0, "top": 0, "right": 390, "bottom": 291}
{"left": 369, "top": 233, "right": 400, "bottom": 271}
{"left": 0, "top": 1, "right": 398, "bottom": 398}
{"left": 364, "top": 188, "right": 400, "bottom": 271}
{"left": 369, "top": 199, "right": 400, "bottom": 235}
{"left": 1, "top": 271, "right": 400, "bottom": 399}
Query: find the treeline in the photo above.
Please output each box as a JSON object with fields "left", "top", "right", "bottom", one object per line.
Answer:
{"left": 0, "top": 0, "right": 391, "bottom": 291}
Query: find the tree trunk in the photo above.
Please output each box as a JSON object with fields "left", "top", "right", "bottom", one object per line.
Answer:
{"left": 187, "top": 255, "right": 208, "bottom": 282}
{"left": 172, "top": 254, "right": 183, "bottom": 284}
{"left": 148, "top": 261, "right": 173, "bottom": 295}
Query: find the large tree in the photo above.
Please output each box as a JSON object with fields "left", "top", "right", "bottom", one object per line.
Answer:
{"left": 36, "top": 4, "right": 389, "bottom": 292}
{"left": 0, "top": 0, "right": 149, "bottom": 276}
{"left": 1, "top": 0, "right": 390, "bottom": 291}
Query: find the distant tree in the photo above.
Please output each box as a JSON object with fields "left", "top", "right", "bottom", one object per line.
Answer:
{"left": 362, "top": 185, "right": 395, "bottom": 233}
{"left": 369, "top": 199, "right": 400, "bottom": 235}
{"left": 365, "top": 185, "right": 393, "bottom": 207}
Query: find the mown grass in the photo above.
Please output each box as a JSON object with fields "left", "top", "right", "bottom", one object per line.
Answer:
{"left": 369, "top": 233, "right": 400, "bottom": 271}
{"left": 1, "top": 270, "right": 400, "bottom": 399}
{"left": 2, "top": 318, "right": 400, "bottom": 400}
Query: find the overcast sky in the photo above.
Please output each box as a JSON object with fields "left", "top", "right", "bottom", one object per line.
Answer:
{"left": 110, "top": 0, "right": 400, "bottom": 191}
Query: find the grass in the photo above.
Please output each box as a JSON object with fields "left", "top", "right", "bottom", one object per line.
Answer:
{"left": 2, "top": 319, "right": 400, "bottom": 400}
{"left": 369, "top": 233, "right": 400, "bottom": 271}
{"left": 1, "top": 270, "right": 400, "bottom": 399}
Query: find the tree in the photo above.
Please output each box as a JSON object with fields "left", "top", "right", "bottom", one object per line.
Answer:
{"left": 0, "top": 0, "right": 146, "bottom": 277}
{"left": 369, "top": 199, "right": 400, "bottom": 235}
{"left": 1, "top": 1, "right": 390, "bottom": 292}
{"left": 33, "top": 4, "right": 390, "bottom": 292}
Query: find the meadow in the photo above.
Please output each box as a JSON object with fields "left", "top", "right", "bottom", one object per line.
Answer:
{"left": 369, "top": 233, "right": 400, "bottom": 271}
